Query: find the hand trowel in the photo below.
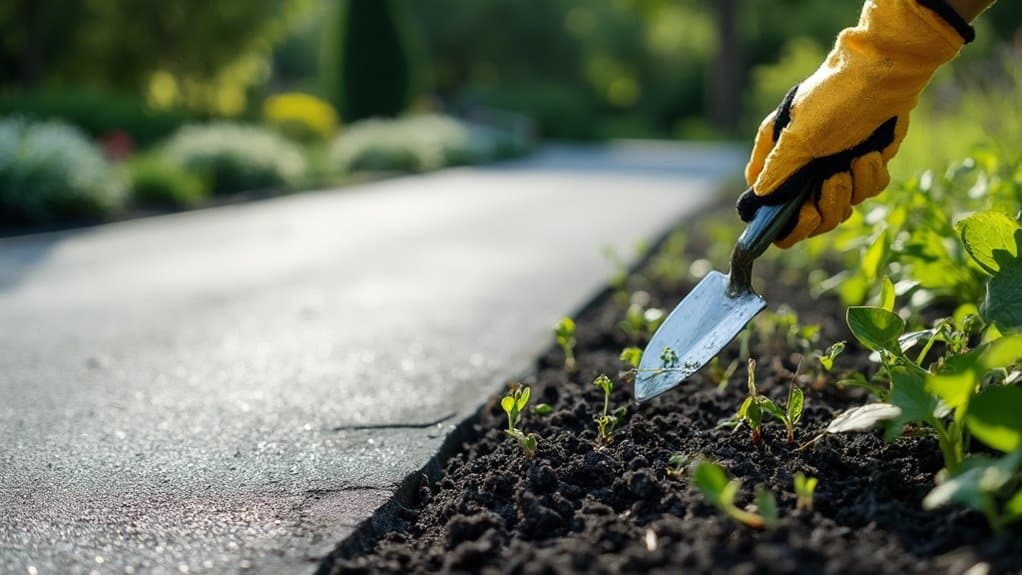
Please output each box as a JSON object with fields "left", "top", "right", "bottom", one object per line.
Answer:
{"left": 634, "top": 176, "right": 813, "bottom": 402}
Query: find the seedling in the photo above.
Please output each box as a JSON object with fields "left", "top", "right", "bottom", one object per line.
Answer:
{"left": 501, "top": 385, "right": 538, "bottom": 458}
{"left": 693, "top": 460, "right": 778, "bottom": 529}
{"left": 620, "top": 346, "right": 643, "bottom": 369}
{"left": 726, "top": 359, "right": 805, "bottom": 443}
{"left": 666, "top": 452, "right": 692, "bottom": 479}
{"left": 593, "top": 374, "right": 627, "bottom": 445}
{"left": 533, "top": 403, "right": 553, "bottom": 416}
{"left": 554, "top": 317, "right": 577, "bottom": 372}
{"left": 817, "top": 341, "right": 845, "bottom": 372}
{"left": 620, "top": 298, "right": 665, "bottom": 342}
{"left": 660, "top": 346, "right": 679, "bottom": 369}
{"left": 793, "top": 472, "right": 818, "bottom": 511}
{"left": 761, "top": 380, "right": 805, "bottom": 444}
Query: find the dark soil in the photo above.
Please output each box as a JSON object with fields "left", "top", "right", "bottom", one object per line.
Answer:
{"left": 320, "top": 220, "right": 1022, "bottom": 575}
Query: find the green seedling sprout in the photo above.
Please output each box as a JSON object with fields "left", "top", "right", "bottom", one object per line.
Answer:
{"left": 660, "top": 346, "right": 679, "bottom": 369}
{"left": 593, "top": 374, "right": 627, "bottom": 446}
{"left": 793, "top": 472, "right": 818, "bottom": 511}
{"left": 533, "top": 403, "right": 553, "bottom": 416}
{"left": 728, "top": 359, "right": 805, "bottom": 443}
{"left": 666, "top": 452, "right": 692, "bottom": 480}
{"left": 501, "top": 385, "right": 538, "bottom": 458}
{"left": 620, "top": 346, "right": 643, "bottom": 369}
{"left": 554, "top": 317, "right": 577, "bottom": 372}
{"left": 693, "top": 460, "right": 778, "bottom": 529}
{"left": 817, "top": 341, "right": 846, "bottom": 372}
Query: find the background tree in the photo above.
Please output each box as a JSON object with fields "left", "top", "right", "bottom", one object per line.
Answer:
{"left": 321, "top": 0, "right": 416, "bottom": 122}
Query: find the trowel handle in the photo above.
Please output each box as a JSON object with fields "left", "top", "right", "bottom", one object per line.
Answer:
{"left": 737, "top": 171, "right": 816, "bottom": 257}
{"left": 729, "top": 171, "right": 815, "bottom": 293}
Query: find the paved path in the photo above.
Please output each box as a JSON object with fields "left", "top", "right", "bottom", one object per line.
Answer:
{"left": 0, "top": 142, "right": 742, "bottom": 574}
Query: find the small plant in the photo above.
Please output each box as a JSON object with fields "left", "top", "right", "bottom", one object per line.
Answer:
{"left": 817, "top": 341, "right": 845, "bottom": 372}
{"left": 762, "top": 380, "right": 806, "bottom": 444}
{"left": 693, "top": 459, "right": 778, "bottom": 529}
{"left": 620, "top": 346, "right": 643, "bottom": 369}
{"left": 727, "top": 359, "right": 805, "bottom": 443}
{"left": 793, "top": 472, "right": 818, "bottom": 511}
{"left": 666, "top": 452, "right": 692, "bottom": 479}
{"left": 554, "top": 317, "right": 577, "bottom": 372}
{"left": 593, "top": 374, "right": 627, "bottom": 446}
{"left": 660, "top": 346, "right": 680, "bottom": 369}
{"left": 533, "top": 403, "right": 553, "bottom": 416}
{"left": 501, "top": 385, "right": 538, "bottom": 458}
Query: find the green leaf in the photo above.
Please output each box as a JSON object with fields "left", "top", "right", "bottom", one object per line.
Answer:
{"left": 985, "top": 270, "right": 1022, "bottom": 332}
{"left": 826, "top": 403, "right": 902, "bottom": 433}
{"left": 788, "top": 385, "right": 804, "bottom": 424}
{"left": 758, "top": 397, "right": 785, "bottom": 422}
{"left": 500, "top": 396, "right": 515, "bottom": 415}
{"left": 1004, "top": 488, "right": 1022, "bottom": 524}
{"left": 926, "top": 371, "right": 976, "bottom": 412}
{"left": 533, "top": 403, "right": 553, "bottom": 416}
{"left": 982, "top": 334, "right": 1022, "bottom": 369}
{"left": 619, "top": 347, "right": 643, "bottom": 369}
{"left": 956, "top": 210, "right": 1021, "bottom": 276}
{"left": 746, "top": 398, "right": 762, "bottom": 428}
{"left": 593, "top": 374, "right": 613, "bottom": 394}
{"left": 924, "top": 451, "right": 1022, "bottom": 511}
{"left": 555, "top": 316, "right": 575, "bottom": 339}
{"left": 967, "top": 386, "right": 1022, "bottom": 452}
{"left": 887, "top": 366, "right": 940, "bottom": 439}
{"left": 879, "top": 276, "right": 896, "bottom": 311}
{"left": 754, "top": 486, "right": 778, "bottom": 528}
{"left": 847, "top": 307, "right": 905, "bottom": 354}
{"left": 516, "top": 386, "right": 531, "bottom": 411}
{"left": 693, "top": 461, "right": 729, "bottom": 505}
{"left": 862, "top": 229, "right": 889, "bottom": 283}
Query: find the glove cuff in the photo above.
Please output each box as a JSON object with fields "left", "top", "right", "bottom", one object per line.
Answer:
{"left": 917, "top": 0, "right": 976, "bottom": 44}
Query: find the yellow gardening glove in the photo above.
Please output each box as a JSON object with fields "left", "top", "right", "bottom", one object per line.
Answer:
{"left": 737, "top": 0, "right": 975, "bottom": 248}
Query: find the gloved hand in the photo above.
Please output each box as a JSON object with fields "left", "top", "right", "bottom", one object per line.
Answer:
{"left": 738, "top": 0, "right": 975, "bottom": 248}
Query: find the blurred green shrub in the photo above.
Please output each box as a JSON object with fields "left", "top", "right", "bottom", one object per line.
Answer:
{"left": 328, "top": 114, "right": 527, "bottom": 173}
{"left": 0, "top": 89, "right": 189, "bottom": 148}
{"left": 322, "top": 0, "right": 415, "bottom": 122}
{"left": 0, "top": 117, "right": 125, "bottom": 225}
{"left": 263, "top": 92, "right": 339, "bottom": 144}
{"left": 126, "top": 154, "right": 209, "bottom": 209}
{"left": 162, "top": 123, "right": 308, "bottom": 194}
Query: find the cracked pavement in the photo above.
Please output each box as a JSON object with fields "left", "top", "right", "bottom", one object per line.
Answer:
{"left": 0, "top": 142, "right": 742, "bottom": 574}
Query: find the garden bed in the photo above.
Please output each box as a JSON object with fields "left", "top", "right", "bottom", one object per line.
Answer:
{"left": 319, "top": 208, "right": 1022, "bottom": 575}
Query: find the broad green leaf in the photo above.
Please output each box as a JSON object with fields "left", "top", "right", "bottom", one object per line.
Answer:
{"left": 880, "top": 276, "right": 896, "bottom": 311}
{"left": 967, "top": 386, "right": 1022, "bottom": 452}
{"left": 847, "top": 307, "right": 905, "bottom": 354}
{"left": 694, "top": 461, "right": 729, "bottom": 505}
{"left": 887, "top": 366, "right": 940, "bottom": 440}
{"left": 982, "top": 334, "right": 1022, "bottom": 369}
{"left": 738, "top": 396, "right": 753, "bottom": 419}
{"left": 787, "top": 386, "right": 804, "bottom": 424}
{"left": 926, "top": 371, "right": 976, "bottom": 412}
{"left": 533, "top": 403, "right": 553, "bottom": 416}
{"left": 956, "top": 210, "right": 1021, "bottom": 276}
{"left": 826, "top": 403, "right": 901, "bottom": 433}
{"left": 500, "top": 396, "right": 515, "bottom": 415}
{"left": 984, "top": 270, "right": 1022, "bottom": 332}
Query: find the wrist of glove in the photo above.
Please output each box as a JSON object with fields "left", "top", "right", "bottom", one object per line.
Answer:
{"left": 739, "top": 0, "right": 975, "bottom": 249}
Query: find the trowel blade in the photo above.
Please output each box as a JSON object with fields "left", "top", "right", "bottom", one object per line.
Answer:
{"left": 634, "top": 270, "right": 765, "bottom": 402}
